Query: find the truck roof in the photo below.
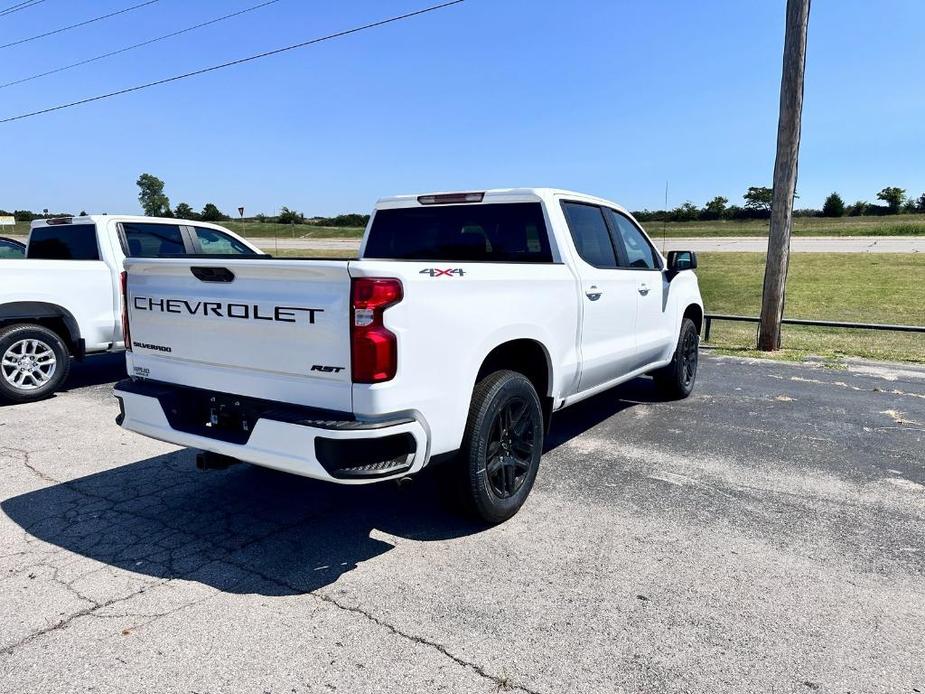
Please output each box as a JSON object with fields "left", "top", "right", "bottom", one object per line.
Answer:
{"left": 375, "top": 188, "right": 632, "bottom": 215}
{"left": 30, "top": 215, "right": 231, "bottom": 228}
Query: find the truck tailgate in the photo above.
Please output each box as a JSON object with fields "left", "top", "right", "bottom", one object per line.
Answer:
{"left": 124, "top": 257, "right": 353, "bottom": 411}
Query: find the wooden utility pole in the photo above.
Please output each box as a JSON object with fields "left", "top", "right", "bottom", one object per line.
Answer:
{"left": 758, "top": 0, "right": 811, "bottom": 351}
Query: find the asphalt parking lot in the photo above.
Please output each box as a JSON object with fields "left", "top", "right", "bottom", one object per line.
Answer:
{"left": 1, "top": 353, "right": 923, "bottom": 693}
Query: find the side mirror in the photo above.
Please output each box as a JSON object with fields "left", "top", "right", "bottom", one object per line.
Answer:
{"left": 666, "top": 250, "right": 697, "bottom": 274}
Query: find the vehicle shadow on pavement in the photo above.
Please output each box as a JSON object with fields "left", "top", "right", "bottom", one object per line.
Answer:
{"left": 543, "top": 376, "right": 663, "bottom": 453}
{"left": 2, "top": 376, "right": 659, "bottom": 596}
{"left": 63, "top": 352, "right": 127, "bottom": 391}
{"left": 1, "top": 451, "right": 486, "bottom": 596}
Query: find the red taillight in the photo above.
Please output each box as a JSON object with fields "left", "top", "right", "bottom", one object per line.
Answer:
{"left": 351, "top": 277, "right": 402, "bottom": 383}
{"left": 120, "top": 271, "right": 132, "bottom": 351}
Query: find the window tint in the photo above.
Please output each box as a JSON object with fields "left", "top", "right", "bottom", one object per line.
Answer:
{"left": 122, "top": 223, "right": 186, "bottom": 257}
{"left": 28, "top": 224, "right": 99, "bottom": 260}
{"left": 364, "top": 203, "right": 553, "bottom": 263}
{"left": 561, "top": 202, "right": 617, "bottom": 268}
{"left": 606, "top": 209, "right": 659, "bottom": 270}
{"left": 0, "top": 238, "right": 25, "bottom": 258}
{"left": 194, "top": 227, "right": 256, "bottom": 255}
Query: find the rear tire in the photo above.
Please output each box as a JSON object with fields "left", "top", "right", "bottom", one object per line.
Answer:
{"left": 652, "top": 317, "right": 699, "bottom": 399}
{"left": 459, "top": 370, "right": 544, "bottom": 524}
{"left": 0, "top": 324, "right": 71, "bottom": 404}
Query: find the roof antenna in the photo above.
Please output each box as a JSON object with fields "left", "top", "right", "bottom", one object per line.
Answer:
{"left": 662, "top": 179, "right": 669, "bottom": 254}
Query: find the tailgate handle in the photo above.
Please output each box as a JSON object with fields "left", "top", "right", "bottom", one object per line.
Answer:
{"left": 191, "top": 267, "right": 235, "bottom": 283}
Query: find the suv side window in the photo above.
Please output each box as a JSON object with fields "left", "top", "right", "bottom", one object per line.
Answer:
{"left": 605, "top": 209, "right": 660, "bottom": 270}
{"left": 122, "top": 222, "right": 187, "bottom": 257}
{"left": 193, "top": 227, "right": 255, "bottom": 255}
{"left": 561, "top": 201, "right": 617, "bottom": 268}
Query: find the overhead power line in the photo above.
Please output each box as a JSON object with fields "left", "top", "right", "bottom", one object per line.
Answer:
{"left": 0, "top": 0, "right": 465, "bottom": 125}
{"left": 0, "top": 0, "right": 159, "bottom": 50}
{"left": 0, "top": 0, "right": 283, "bottom": 89}
{"left": 0, "top": 0, "right": 48, "bottom": 18}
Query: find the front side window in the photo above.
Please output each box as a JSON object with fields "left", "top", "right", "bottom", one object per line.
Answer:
{"left": 606, "top": 209, "right": 659, "bottom": 270}
{"left": 193, "top": 227, "right": 256, "bottom": 255}
{"left": 122, "top": 223, "right": 186, "bottom": 257}
{"left": 364, "top": 202, "right": 553, "bottom": 263}
{"left": 27, "top": 224, "right": 99, "bottom": 260}
{"left": 561, "top": 202, "right": 617, "bottom": 268}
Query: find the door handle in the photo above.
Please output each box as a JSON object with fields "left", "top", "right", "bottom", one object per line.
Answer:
{"left": 585, "top": 286, "right": 602, "bottom": 301}
{"left": 638, "top": 284, "right": 650, "bottom": 296}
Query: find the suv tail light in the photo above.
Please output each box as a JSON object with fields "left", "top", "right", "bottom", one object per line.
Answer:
{"left": 351, "top": 277, "right": 402, "bottom": 383}
{"left": 120, "top": 271, "right": 132, "bottom": 351}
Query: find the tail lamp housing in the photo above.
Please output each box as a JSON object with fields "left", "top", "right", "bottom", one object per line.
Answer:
{"left": 351, "top": 277, "right": 402, "bottom": 383}
{"left": 120, "top": 271, "right": 132, "bottom": 352}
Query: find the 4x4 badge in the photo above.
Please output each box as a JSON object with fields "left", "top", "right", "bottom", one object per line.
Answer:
{"left": 419, "top": 268, "right": 465, "bottom": 277}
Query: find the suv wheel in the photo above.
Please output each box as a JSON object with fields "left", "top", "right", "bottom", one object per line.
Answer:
{"left": 460, "top": 370, "right": 544, "bottom": 524}
{"left": 0, "top": 324, "right": 71, "bottom": 404}
{"left": 652, "top": 317, "right": 699, "bottom": 399}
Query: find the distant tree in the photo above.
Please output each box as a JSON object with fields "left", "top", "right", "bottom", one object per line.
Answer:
{"left": 821, "top": 192, "right": 845, "bottom": 217}
{"left": 174, "top": 202, "right": 199, "bottom": 220}
{"left": 13, "top": 210, "right": 36, "bottom": 222}
{"left": 701, "top": 196, "right": 728, "bottom": 220}
{"left": 743, "top": 186, "right": 773, "bottom": 212}
{"left": 79, "top": 210, "right": 87, "bottom": 216}
{"left": 876, "top": 186, "right": 906, "bottom": 213}
{"left": 917, "top": 193, "right": 925, "bottom": 212}
{"left": 200, "top": 203, "right": 227, "bottom": 222}
{"left": 254, "top": 213, "right": 268, "bottom": 223}
{"left": 847, "top": 200, "right": 868, "bottom": 217}
{"left": 136, "top": 173, "right": 171, "bottom": 216}
{"left": 278, "top": 206, "right": 304, "bottom": 224}
{"left": 901, "top": 198, "right": 917, "bottom": 214}
{"left": 671, "top": 201, "right": 699, "bottom": 222}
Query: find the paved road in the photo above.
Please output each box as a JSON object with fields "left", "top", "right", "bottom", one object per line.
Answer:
{"left": 249, "top": 235, "right": 925, "bottom": 254}
{"left": 1, "top": 355, "right": 923, "bottom": 692}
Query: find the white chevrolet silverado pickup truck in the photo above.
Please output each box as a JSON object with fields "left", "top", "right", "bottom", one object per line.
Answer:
{"left": 0, "top": 215, "right": 260, "bottom": 403}
{"left": 115, "top": 189, "right": 703, "bottom": 522}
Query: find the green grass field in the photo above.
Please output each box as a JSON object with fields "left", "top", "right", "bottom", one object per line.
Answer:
{"left": 6, "top": 213, "right": 925, "bottom": 240}
{"left": 637, "top": 213, "right": 925, "bottom": 238}
{"left": 696, "top": 252, "right": 925, "bottom": 362}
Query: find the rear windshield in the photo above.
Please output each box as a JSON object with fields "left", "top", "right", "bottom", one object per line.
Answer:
{"left": 27, "top": 224, "right": 99, "bottom": 260}
{"left": 364, "top": 202, "right": 553, "bottom": 263}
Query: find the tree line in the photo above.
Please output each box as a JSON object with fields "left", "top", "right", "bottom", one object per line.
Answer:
{"left": 632, "top": 185, "right": 925, "bottom": 223}
{"left": 7, "top": 175, "right": 923, "bottom": 227}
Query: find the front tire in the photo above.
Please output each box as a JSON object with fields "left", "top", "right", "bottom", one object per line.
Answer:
{"left": 459, "top": 370, "right": 544, "bottom": 524}
{"left": 652, "top": 317, "right": 699, "bottom": 399}
{"left": 0, "top": 324, "right": 71, "bottom": 404}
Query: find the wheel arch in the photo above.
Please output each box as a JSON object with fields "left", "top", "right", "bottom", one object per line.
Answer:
{"left": 682, "top": 303, "right": 704, "bottom": 335}
{"left": 474, "top": 338, "right": 554, "bottom": 431}
{"left": 0, "top": 302, "right": 82, "bottom": 355}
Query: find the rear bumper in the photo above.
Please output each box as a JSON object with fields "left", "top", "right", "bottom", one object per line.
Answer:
{"left": 113, "top": 379, "right": 429, "bottom": 484}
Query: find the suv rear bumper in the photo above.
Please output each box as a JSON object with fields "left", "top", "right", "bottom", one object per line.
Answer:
{"left": 113, "top": 379, "right": 429, "bottom": 484}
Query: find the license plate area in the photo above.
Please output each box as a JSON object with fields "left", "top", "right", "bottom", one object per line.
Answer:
{"left": 161, "top": 389, "right": 258, "bottom": 445}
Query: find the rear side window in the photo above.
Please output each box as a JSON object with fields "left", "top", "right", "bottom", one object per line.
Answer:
{"left": 364, "top": 202, "right": 553, "bottom": 263}
{"left": 561, "top": 202, "right": 617, "bottom": 268}
{"left": 122, "top": 223, "right": 186, "bottom": 257}
{"left": 27, "top": 224, "right": 99, "bottom": 260}
{"left": 193, "top": 227, "right": 256, "bottom": 255}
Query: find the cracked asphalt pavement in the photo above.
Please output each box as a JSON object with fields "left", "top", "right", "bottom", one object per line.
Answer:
{"left": 1, "top": 353, "right": 923, "bottom": 693}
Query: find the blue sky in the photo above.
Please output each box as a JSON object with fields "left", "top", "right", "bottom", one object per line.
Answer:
{"left": 1, "top": 0, "right": 923, "bottom": 216}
